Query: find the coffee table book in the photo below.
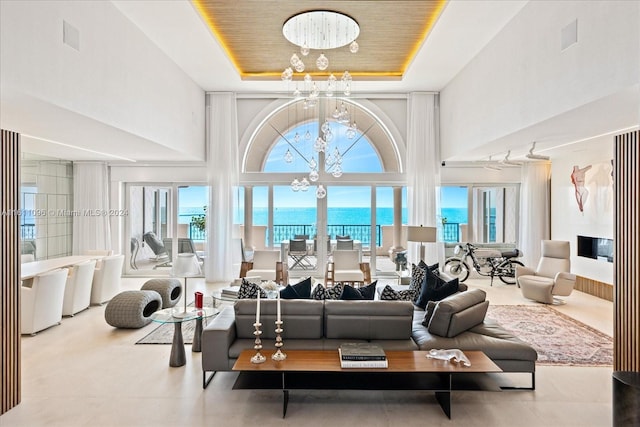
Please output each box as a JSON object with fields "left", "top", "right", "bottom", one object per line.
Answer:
{"left": 339, "top": 343, "right": 387, "bottom": 361}
{"left": 338, "top": 351, "right": 388, "bottom": 368}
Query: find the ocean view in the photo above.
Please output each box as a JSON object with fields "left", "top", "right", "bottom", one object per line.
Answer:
{"left": 179, "top": 207, "right": 469, "bottom": 226}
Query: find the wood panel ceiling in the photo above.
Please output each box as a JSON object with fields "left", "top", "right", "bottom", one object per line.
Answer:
{"left": 193, "top": 0, "right": 447, "bottom": 80}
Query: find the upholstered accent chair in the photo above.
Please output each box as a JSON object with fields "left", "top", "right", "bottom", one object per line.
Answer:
{"left": 516, "top": 240, "right": 576, "bottom": 304}
{"left": 90, "top": 254, "right": 125, "bottom": 305}
{"left": 240, "top": 250, "right": 287, "bottom": 285}
{"left": 62, "top": 259, "right": 97, "bottom": 316}
{"left": 21, "top": 268, "right": 69, "bottom": 335}
{"left": 325, "top": 249, "right": 371, "bottom": 287}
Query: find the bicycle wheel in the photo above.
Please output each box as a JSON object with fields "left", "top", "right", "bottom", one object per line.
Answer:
{"left": 443, "top": 258, "right": 470, "bottom": 282}
{"left": 498, "top": 259, "right": 525, "bottom": 285}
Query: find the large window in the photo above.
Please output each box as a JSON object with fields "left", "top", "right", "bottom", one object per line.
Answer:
{"left": 439, "top": 185, "right": 519, "bottom": 244}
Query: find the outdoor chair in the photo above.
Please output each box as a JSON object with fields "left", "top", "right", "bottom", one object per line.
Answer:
{"left": 335, "top": 238, "right": 354, "bottom": 251}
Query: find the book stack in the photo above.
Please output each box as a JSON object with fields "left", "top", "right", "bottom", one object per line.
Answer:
{"left": 220, "top": 287, "right": 239, "bottom": 297}
{"left": 338, "top": 343, "right": 388, "bottom": 368}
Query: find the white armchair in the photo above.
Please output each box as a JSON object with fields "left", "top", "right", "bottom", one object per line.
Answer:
{"left": 325, "top": 249, "right": 371, "bottom": 287}
{"left": 90, "top": 254, "right": 124, "bottom": 305}
{"left": 240, "top": 250, "right": 287, "bottom": 285}
{"left": 21, "top": 268, "right": 69, "bottom": 335}
{"left": 62, "top": 259, "right": 96, "bottom": 316}
{"left": 516, "top": 240, "right": 576, "bottom": 304}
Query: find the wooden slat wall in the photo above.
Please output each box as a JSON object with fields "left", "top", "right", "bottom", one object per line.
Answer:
{"left": 1, "top": 129, "right": 21, "bottom": 414}
{"left": 575, "top": 276, "right": 614, "bottom": 301}
{"left": 614, "top": 130, "right": 640, "bottom": 371}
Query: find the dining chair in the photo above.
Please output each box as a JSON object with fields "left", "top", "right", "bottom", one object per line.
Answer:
{"left": 325, "top": 249, "right": 370, "bottom": 287}
{"left": 21, "top": 268, "right": 68, "bottom": 335}
{"left": 90, "top": 254, "right": 125, "bottom": 305}
{"left": 289, "top": 238, "right": 311, "bottom": 270}
{"left": 335, "top": 238, "right": 354, "bottom": 251}
{"left": 62, "top": 259, "right": 97, "bottom": 316}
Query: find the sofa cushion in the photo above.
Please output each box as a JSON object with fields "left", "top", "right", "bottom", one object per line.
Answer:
{"left": 340, "top": 281, "right": 377, "bottom": 300}
{"left": 234, "top": 299, "right": 324, "bottom": 339}
{"left": 427, "top": 289, "right": 487, "bottom": 337}
{"left": 324, "top": 300, "right": 414, "bottom": 340}
{"left": 415, "top": 268, "right": 460, "bottom": 309}
{"left": 237, "top": 279, "right": 267, "bottom": 299}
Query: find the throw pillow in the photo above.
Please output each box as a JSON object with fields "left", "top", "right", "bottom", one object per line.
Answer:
{"left": 311, "top": 283, "right": 343, "bottom": 300}
{"left": 291, "top": 277, "right": 312, "bottom": 298}
{"left": 311, "top": 283, "right": 326, "bottom": 300}
{"left": 339, "top": 281, "right": 377, "bottom": 300}
{"left": 279, "top": 284, "right": 300, "bottom": 299}
{"left": 414, "top": 268, "right": 459, "bottom": 309}
{"left": 379, "top": 284, "right": 415, "bottom": 301}
{"left": 237, "top": 279, "right": 267, "bottom": 299}
{"left": 421, "top": 300, "right": 438, "bottom": 327}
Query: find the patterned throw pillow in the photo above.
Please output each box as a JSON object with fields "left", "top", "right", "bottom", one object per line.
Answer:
{"left": 237, "top": 279, "right": 267, "bottom": 299}
{"left": 311, "top": 283, "right": 326, "bottom": 300}
{"left": 379, "top": 284, "right": 415, "bottom": 301}
{"left": 312, "top": 283, "right": 344, "bottom": 300}
{"left": 408, "top": 263, "right": 427, "bottom": 301}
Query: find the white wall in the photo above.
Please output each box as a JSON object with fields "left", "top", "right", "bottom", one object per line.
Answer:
{"left": 0, "top": 1, "right": 205, "bottom": 160}
{"left": 551, "top": 137, "right": 614, "bottom": 284}
{"left": 440, "top": 0, "right": 640, "bottom": 158}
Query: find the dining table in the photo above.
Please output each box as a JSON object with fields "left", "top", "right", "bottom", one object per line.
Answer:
{"left": 20, "top": 255, "right": 104, "bottom": 280}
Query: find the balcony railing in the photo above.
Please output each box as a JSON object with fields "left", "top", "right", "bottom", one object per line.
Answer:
{"left": 272, "top": 225, "right": 382, "bottom": 248}
{"left": 21, "top": 224, "right": 35, "bottom": 240}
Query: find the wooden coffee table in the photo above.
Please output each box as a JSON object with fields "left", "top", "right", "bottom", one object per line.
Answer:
{"left": 232, "top": 349, "right": 502, "bottom": 418}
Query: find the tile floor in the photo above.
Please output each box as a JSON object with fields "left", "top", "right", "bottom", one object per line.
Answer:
{"left": 1, "top": 275, "right": 614, "bottom": 426}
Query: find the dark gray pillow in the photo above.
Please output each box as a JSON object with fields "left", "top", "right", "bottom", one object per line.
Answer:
{"left": 421, "top": 300, "right": 438, "bottom": 327}
{"left": 280, "top": 277, "right": 312, "bottom": 299}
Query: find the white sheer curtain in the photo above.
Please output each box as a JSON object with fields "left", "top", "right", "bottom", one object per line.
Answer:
{"left": 72, "top": 162, "right": 111, "bottom": 254}
{"left": 406, "top": 93, "right": 441, "bottom": 265}
{"left": 206, "top": 93, "right": 239, "bottom": 282}
{"left": 519, "top": 162, "right": 551, "bottom": 267}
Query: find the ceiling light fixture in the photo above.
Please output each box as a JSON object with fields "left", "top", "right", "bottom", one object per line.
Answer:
{"left": 280, "top": 10, "right": 361, "bottom": 199}
{"left": 525, "top": 141, "right": 550, "bottom": 160}
{"left": 281, "top": 10, "right": 359, "bottom": 100}
{"left": 483, "top": 156, "right": 502, "bottom": 171}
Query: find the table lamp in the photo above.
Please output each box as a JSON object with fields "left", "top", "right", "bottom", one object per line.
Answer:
{"left": 406, "top": 225, "right": 437, "bottom": 262}
{"left": 172, "top": 253, "right": 202, "bottom": 318}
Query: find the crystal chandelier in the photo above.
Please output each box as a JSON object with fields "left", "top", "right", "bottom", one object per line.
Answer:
{"left": 281, "top": 10, "right": 360, "bottom": 198}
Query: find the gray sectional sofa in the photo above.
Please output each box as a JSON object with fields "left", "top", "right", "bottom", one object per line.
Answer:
{"left": 201, "top": 289, "right": 538, "bottom": 389}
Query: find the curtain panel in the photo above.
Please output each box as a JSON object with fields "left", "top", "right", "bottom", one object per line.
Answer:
{"left": 519, "top": 162, "right": 551, "bottom": 267}
{"left": 406, "top": 92, "right": 441, "bottom": 265}
{"left": 206, "top": 93, "right": 240, "bottom": 282}
{"left": 72, "top": 162, "right": 112, "bottom": 254}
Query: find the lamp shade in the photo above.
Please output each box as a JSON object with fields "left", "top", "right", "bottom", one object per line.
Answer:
{"left": 172, "top": 253, "right": 202, "bottom": 277}
{"left": 406, "top": 226, "right": 437, "bottom": 243}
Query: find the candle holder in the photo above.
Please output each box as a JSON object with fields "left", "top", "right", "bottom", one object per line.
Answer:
{"left": 272, "top": 320, "right": 287, "bottom": 361}
{"left": 250, "top": 322, "right": 266, "bottom": 364}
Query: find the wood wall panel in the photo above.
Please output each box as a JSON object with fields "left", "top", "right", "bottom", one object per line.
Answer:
{"left": 614, "top": 130, "right": 640, "bottom": 372}
{"left": 575, "top": 276, "right": 613, "bottom": 301}
{"left": 1, "top": 129, "right": 21, "bottom": 414}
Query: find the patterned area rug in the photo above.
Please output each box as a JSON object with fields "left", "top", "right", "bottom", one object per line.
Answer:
{"left": 487, "top": 305, "right": 613, "bottom": 366}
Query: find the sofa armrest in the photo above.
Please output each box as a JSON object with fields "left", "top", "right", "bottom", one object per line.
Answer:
{"left": 201, "top": 306, "right": 237, "bottom": 372}
{"left": 553, "top": 272, "right": 576, "bottom": 296}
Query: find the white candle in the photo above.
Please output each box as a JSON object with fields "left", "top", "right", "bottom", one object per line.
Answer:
{"left": 277, "top": 290, "right": 281, "bottom": 323}
{"left": 256, "top": 293, "right": 260, "bottom": 324}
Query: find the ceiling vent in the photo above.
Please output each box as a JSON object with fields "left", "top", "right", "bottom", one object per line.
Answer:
{"left": 561, "top": 19, "right": 578, "bottom": 51}
{"left": 63, "top": 20, "right": 80, "bottom": 51}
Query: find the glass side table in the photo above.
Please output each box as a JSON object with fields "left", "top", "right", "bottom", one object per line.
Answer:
{"left": 150, "top": 307, "right": 217, "bottom": 367}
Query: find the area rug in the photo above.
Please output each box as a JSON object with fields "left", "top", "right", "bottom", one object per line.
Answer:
{"left": 136, "top": 320, "right": 199, "bottom": 345}
{"left": 486, "top": 305, "right": 613, "bottom": 366}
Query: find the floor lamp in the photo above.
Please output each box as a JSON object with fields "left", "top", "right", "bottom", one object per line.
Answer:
{"left": 406, "top": 225, "right": 437, "bottom": 262}
{"left": 172, "top": 253, "right": 202, "bottom": 318}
